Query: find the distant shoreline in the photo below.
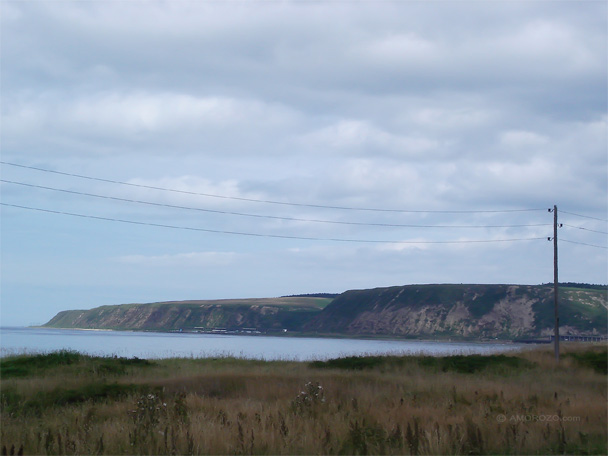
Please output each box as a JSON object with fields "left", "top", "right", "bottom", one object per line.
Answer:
{"left": 28, "top": 326, "right": 116, "bottom": 332}
{"left": 8, "top": 326, "right": 603, "bottom": 346}
{"left": 15, "top": 325, "right": 531, "bottom": 344}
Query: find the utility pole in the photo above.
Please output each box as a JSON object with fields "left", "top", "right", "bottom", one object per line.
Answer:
{"left": 553, "top": 205, "right": 559, "bottom": 363}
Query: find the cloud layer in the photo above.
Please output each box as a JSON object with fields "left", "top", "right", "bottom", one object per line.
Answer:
{"left": 1, "top": 1, "right": 606, "bottom": 325}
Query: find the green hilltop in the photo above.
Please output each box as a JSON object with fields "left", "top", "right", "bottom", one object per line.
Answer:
{"left": 43, "top": 284, "right": 607, "bottom": 340}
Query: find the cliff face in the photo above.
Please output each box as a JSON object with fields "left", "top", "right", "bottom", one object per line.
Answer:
{"left": 43, "top": 285, "right": 607, "bottom": 339}
{"left": 303, "top": 284, "right": 607, "bottom": 339}
{"left": 44, "top": 297, "right": 331, "bottom": 332}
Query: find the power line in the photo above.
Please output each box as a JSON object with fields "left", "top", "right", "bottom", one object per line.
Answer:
{"left": 0, "top": 161, "right": 547, "bottom": 214}
{"left": 562, "top": 223, "right": 608, "bottom": 235}
{"left": 560, "top": 209, "right": 608, "bottom": 223}
{"left": 0, "top": 202, "right": 548, "bottom": 245}
{"left": 0, "top": 179, "right": 552, "bottom": 230}
{"left": 560, "top": 238, "right": 608, "bottom": 250}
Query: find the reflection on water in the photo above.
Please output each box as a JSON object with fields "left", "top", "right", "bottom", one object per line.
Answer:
{"left": 0, "top": 327, "right": 524, "bottom": 360}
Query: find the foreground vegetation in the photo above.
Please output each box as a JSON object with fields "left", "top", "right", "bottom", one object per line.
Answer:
{"left": 1, "top": 344, "right": 606, "bottom": 455}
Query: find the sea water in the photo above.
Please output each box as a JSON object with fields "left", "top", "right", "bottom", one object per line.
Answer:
{"left": 0, "top": 327, "right": 524, "bottom": 361}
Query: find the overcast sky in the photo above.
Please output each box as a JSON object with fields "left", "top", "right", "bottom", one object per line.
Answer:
{"left": 1, "top": 1, "right": 606, "bottom": 326}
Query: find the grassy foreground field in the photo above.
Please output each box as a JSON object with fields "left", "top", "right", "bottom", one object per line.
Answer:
{"left": 1, "top": 344, "right": 606, "bottom": 455}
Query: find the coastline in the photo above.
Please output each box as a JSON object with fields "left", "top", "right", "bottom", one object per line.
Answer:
{"left": 24, "top": 325, "right": 526, "bottom": 344}
{"left": 27, "top": 326, "right": 116, "bottom": 332}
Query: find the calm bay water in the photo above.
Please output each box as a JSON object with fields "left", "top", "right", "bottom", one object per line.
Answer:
{"left": 0, "top": 327, "right": 524, "bottom": 361}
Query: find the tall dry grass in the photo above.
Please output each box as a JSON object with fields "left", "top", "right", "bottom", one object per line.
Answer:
{"left": 1, "top": 343, "right": 606, "bottom": 455}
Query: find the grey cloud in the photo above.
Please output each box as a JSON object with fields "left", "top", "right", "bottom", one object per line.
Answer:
{"left": 1, "top": 1, "right": 606, "bottom": 325}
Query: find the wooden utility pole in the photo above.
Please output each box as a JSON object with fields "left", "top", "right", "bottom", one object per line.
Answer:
{"left": 553, "top": 205, "right": 559, "bottom": 363}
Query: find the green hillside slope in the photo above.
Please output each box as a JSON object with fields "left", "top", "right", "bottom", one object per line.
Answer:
{"left": 43, "top": 284, "right": 607, "bottom": 340}
{"left": 44, "top": 297, "right": 331, "bottom": 332}
{"left": 304, "top": 284, "right": 607, "bottom": 339}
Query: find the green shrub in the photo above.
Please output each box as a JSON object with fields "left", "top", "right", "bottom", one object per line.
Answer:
{"left": 310, "top": 353, "right": 534, "bottom": 374}
{"left": 1, "top": 350, "right": 84, "bottom": 378}
{"left": 96, "top": 356, "right": 154, "bottom": 375}
{"left": 567, "top": 349, "right": 607, "bottom": 374}
{"left": 310, "top": 356, "right": 389, "bottom": 370}
{"left": 417, "top": 354, "right": 535, "bottom": 374}
{"left": 0, "top": 351, "right": 156, "bottom": 379}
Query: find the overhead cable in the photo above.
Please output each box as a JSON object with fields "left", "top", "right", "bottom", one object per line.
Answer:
{"left": 0, "top": 179, "right": 552, "bottom": 229}
{"left": 0, "top": 202, "right": 548, "bottom": 245}
{"left": 560, "top": 209, "right": 608, "bottom": 223}
{"left": 560, "top": 238, "right": 608, "bottom": 249}
{"left": 561, "top": 223, "right": 608, "bottom": 235}
{"left": 0, "top": 161, "right": 547, "bottom": 214}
